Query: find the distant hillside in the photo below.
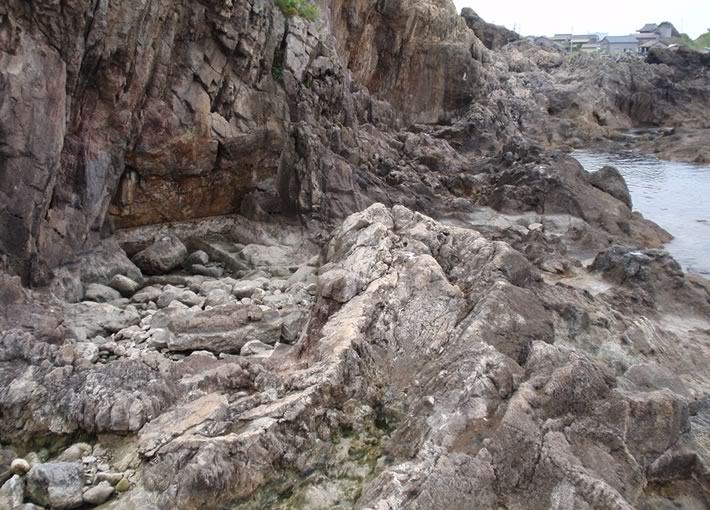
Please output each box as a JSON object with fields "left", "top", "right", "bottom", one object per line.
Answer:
{"left": 671, "top": 32, "right": 710, "bottom": 51}
{"left": 695, "top": 32, "right": 710, "bottom": 50}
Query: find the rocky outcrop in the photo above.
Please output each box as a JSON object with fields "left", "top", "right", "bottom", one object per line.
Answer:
{"left": 461, "top": 7, "right": 520, "bottom": 50}
{"left": 2, "top": 1, "right": 710, "bottom": 509}
{"left": 0, "top": 0, "right": 500, "bottom": 284}
{"left": 4, "top": 0, "right": 705, "bottom": 284}
{"left": 589, "top": 165, "right": 632, "bottom": 209}
{"left": 490, "top": 44, "right": 710, "bottom": 155}
{"left": 1, "top": 205, "right": 709, "bottom": 510}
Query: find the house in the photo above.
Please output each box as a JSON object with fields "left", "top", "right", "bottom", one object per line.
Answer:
{"left": 639, "top": 39, "right": 669, "bottom": 53}
{"left": 633, "top": 31, "right": 660, "bottom": 43}
{"left": 638, "top": 22, "right": 675, "bottom": 39}
{"left": 580, "top": 41, "right": 601, "bottom": 53}
{"left": 550, "top": 33, "right": 572, "bottom": 51}
{"left": 600, "top": 35, "right": 640, "bottom": 54}
{"left": 530, "top": 36, "right": 564, "bottom": 51}
{"left": 549, "top": 34, "right": 599, "bottom": 52}
{"left": 638, "top": 23, "right": 659, "bottom": 34}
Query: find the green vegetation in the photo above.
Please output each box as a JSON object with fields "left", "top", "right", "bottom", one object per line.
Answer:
{"left": 671, "top": 32, "right": 710, "bottom": 52}
{"left": 694, "top": 32, "right": 710, "bottom": 51}
{"left": 275, "top": 0, "right": 318, "bottom": 21}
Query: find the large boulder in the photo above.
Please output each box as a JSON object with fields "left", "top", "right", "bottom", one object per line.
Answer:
{"left": 0, "top": 449, "right": 16, "bottom": 485}
{"left": 131, "top": 235, "right": 188, "bottom": 275}
{"left": 108, "top": 274, "right": 141, "bottom": 297}
{"left": 26, "top": 462, "right": 84, "bottom": 509}
{"left": 83, "top": 481, "right": 115, "bottom": 505}
{"left": 590, "top": 245, "right": 683, "bottom": 288}
{"left": 151, "top": 304, "right": 283, "bottom": 353}
{"left": 589, "top": 165, "right": 632, "bottom": 209}
{"left": 83, "top": 283, "right": 122, "bottom": 303}
{"left": 64, "top": 302, "right": 141, "bottom": 338}
{"left": 0, "top": 475, "right": 24, "bottom": 509}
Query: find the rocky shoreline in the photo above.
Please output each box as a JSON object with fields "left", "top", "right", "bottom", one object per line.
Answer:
{"left": 2, "top": 0, "right": 710, "bottom": 509}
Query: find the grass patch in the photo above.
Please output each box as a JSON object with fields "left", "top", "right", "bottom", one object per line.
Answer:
{"left": 275, "top": 0, "right": 318, "bottom": 21}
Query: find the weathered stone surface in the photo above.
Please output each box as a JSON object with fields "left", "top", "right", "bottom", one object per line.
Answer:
{"left": 138, "top": 393, "right": 229, "bottom": 458}
{"left": 461, "top": 7, "right": 520, "bottom": 50}
{"left": 240, "top": 340, "right": 273, "bottom": 356}
{"left": 132, "top": 235, "right": 188, "bottom": 275}
{"left": 232, "top": 280, "right": 261, "bottom": 299}
{"left": 64, "top": 302, "right": 141, "bottom": 338}
{"left": 318, "top": 269, "right": 359, "bottom": 303}
{"left": 3, "top": 203, "right": 710, "bottom": 510}
{"left": 84, "top": 283, "right": 122, "bottom": 303}
{"left": 151, "top": 304, "right": 283, "bottom": 353}
{"left": 0, "top": 474, "right": 24, "bottom": 509}
{"left": 109, "top": 274, "right": 141, "bottom": 297}
{"left": 184, "top": 251, "right": 209, "bottom": 267}
{"left": 83, "top": 480, "right": 114, "bottom": 505}
{"left": 10, "top": 458, "right": 29, "bottom": 476}
{"left": 155, "top": 286, "right": 202, "bottom": 309}
{"left": 2, "top": 0, "right": 710, "bottom": 507}
{"left": 0, "top": 449, "right": 16, "bottom": 485}
{"left": 590, "top": 165, "right": 633, "bottom": 209}
{"left": 26, "top": 462, "right": 84, "bottom": 509}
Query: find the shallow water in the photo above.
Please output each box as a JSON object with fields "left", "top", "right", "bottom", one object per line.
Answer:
{"left": 574, "top": 149, "right": 710, "bottom": 276}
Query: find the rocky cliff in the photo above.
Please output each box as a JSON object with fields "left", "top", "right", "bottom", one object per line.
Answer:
{"left": 1, "top": 1, "right": 710, "bottom": 509}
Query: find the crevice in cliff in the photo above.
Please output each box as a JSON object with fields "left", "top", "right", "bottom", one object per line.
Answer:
{"left": 271, "top": 25, "right": 289, "bottom": 83}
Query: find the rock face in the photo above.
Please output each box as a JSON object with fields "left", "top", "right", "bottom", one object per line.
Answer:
{"left": 132, "top": 235, "right": 188, "bottom": 275}
{"left": 0, "top": 474, "right": 24, "bottom": 509}
{"left": 461, "top": 7, "right": 520, "bottom": 50}
{"left": 26, "top": 462, "right": 84, "bottom": 509}
{"left": 589, "top": 165, "right": 633, "bottom": 209}
{"left": 151, "top": 304, "right": 283, "bottom": 353}
{"left": 3, "top": 204, "right": 710, "bottom": 510}
{"left": 3, "top": 0, "right": 707, "bottom": 283}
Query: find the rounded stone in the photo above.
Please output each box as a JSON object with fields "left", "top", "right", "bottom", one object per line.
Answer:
{"left": 10, "top": 459, "right": 30, "bottom": 475}
{"left": 115, "top": 478, "right": 130, "bottom": 492}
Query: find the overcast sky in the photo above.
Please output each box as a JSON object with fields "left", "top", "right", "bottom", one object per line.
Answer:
{"left": 453, "top": 0, "right": 710, "bottom": 39}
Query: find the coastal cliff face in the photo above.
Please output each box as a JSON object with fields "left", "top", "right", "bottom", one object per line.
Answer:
{"left": 2, "top": 1, "right": 710, "bottom": 510}
{"left": 0, "top": 0, "right": 492, "bottom": 283}
{"left": 3, "top": 0, "right": 708, "bottom": 283}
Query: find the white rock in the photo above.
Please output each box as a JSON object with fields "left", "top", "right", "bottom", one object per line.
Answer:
{"left": 10, "top": 458, "right": 30, "bottom": 475}
{"left": 240, "top": 340, "right": 273, "bottom": 356}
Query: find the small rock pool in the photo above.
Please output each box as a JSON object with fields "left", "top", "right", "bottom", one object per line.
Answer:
{"left": 574, "top": 149, "right": 710, "bottom": 276}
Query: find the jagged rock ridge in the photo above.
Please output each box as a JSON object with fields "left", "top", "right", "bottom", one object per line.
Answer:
{"left": 1, "top": 0, "right": 710, "bottom": 509}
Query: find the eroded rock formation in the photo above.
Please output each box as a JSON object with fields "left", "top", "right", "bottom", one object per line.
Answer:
{"left": 1, "top": 0, "right": 710, "bottom": 509}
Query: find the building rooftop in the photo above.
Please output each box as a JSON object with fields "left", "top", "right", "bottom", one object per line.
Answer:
{"left": 639, "top": 23, "right": 659, "bottom": 33}
{"left": 571, "top": 35, "right": 599, "bottom": 42}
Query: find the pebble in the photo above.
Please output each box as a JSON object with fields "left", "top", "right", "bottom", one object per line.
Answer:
{"left": 10, "top": 459, "right": 30, "bottom": 475}
{"left": 115, "top": 478, "right": 130, "bottom": 492}
{"left": 95, "top": 472, "right": 124, "bottom": 485}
